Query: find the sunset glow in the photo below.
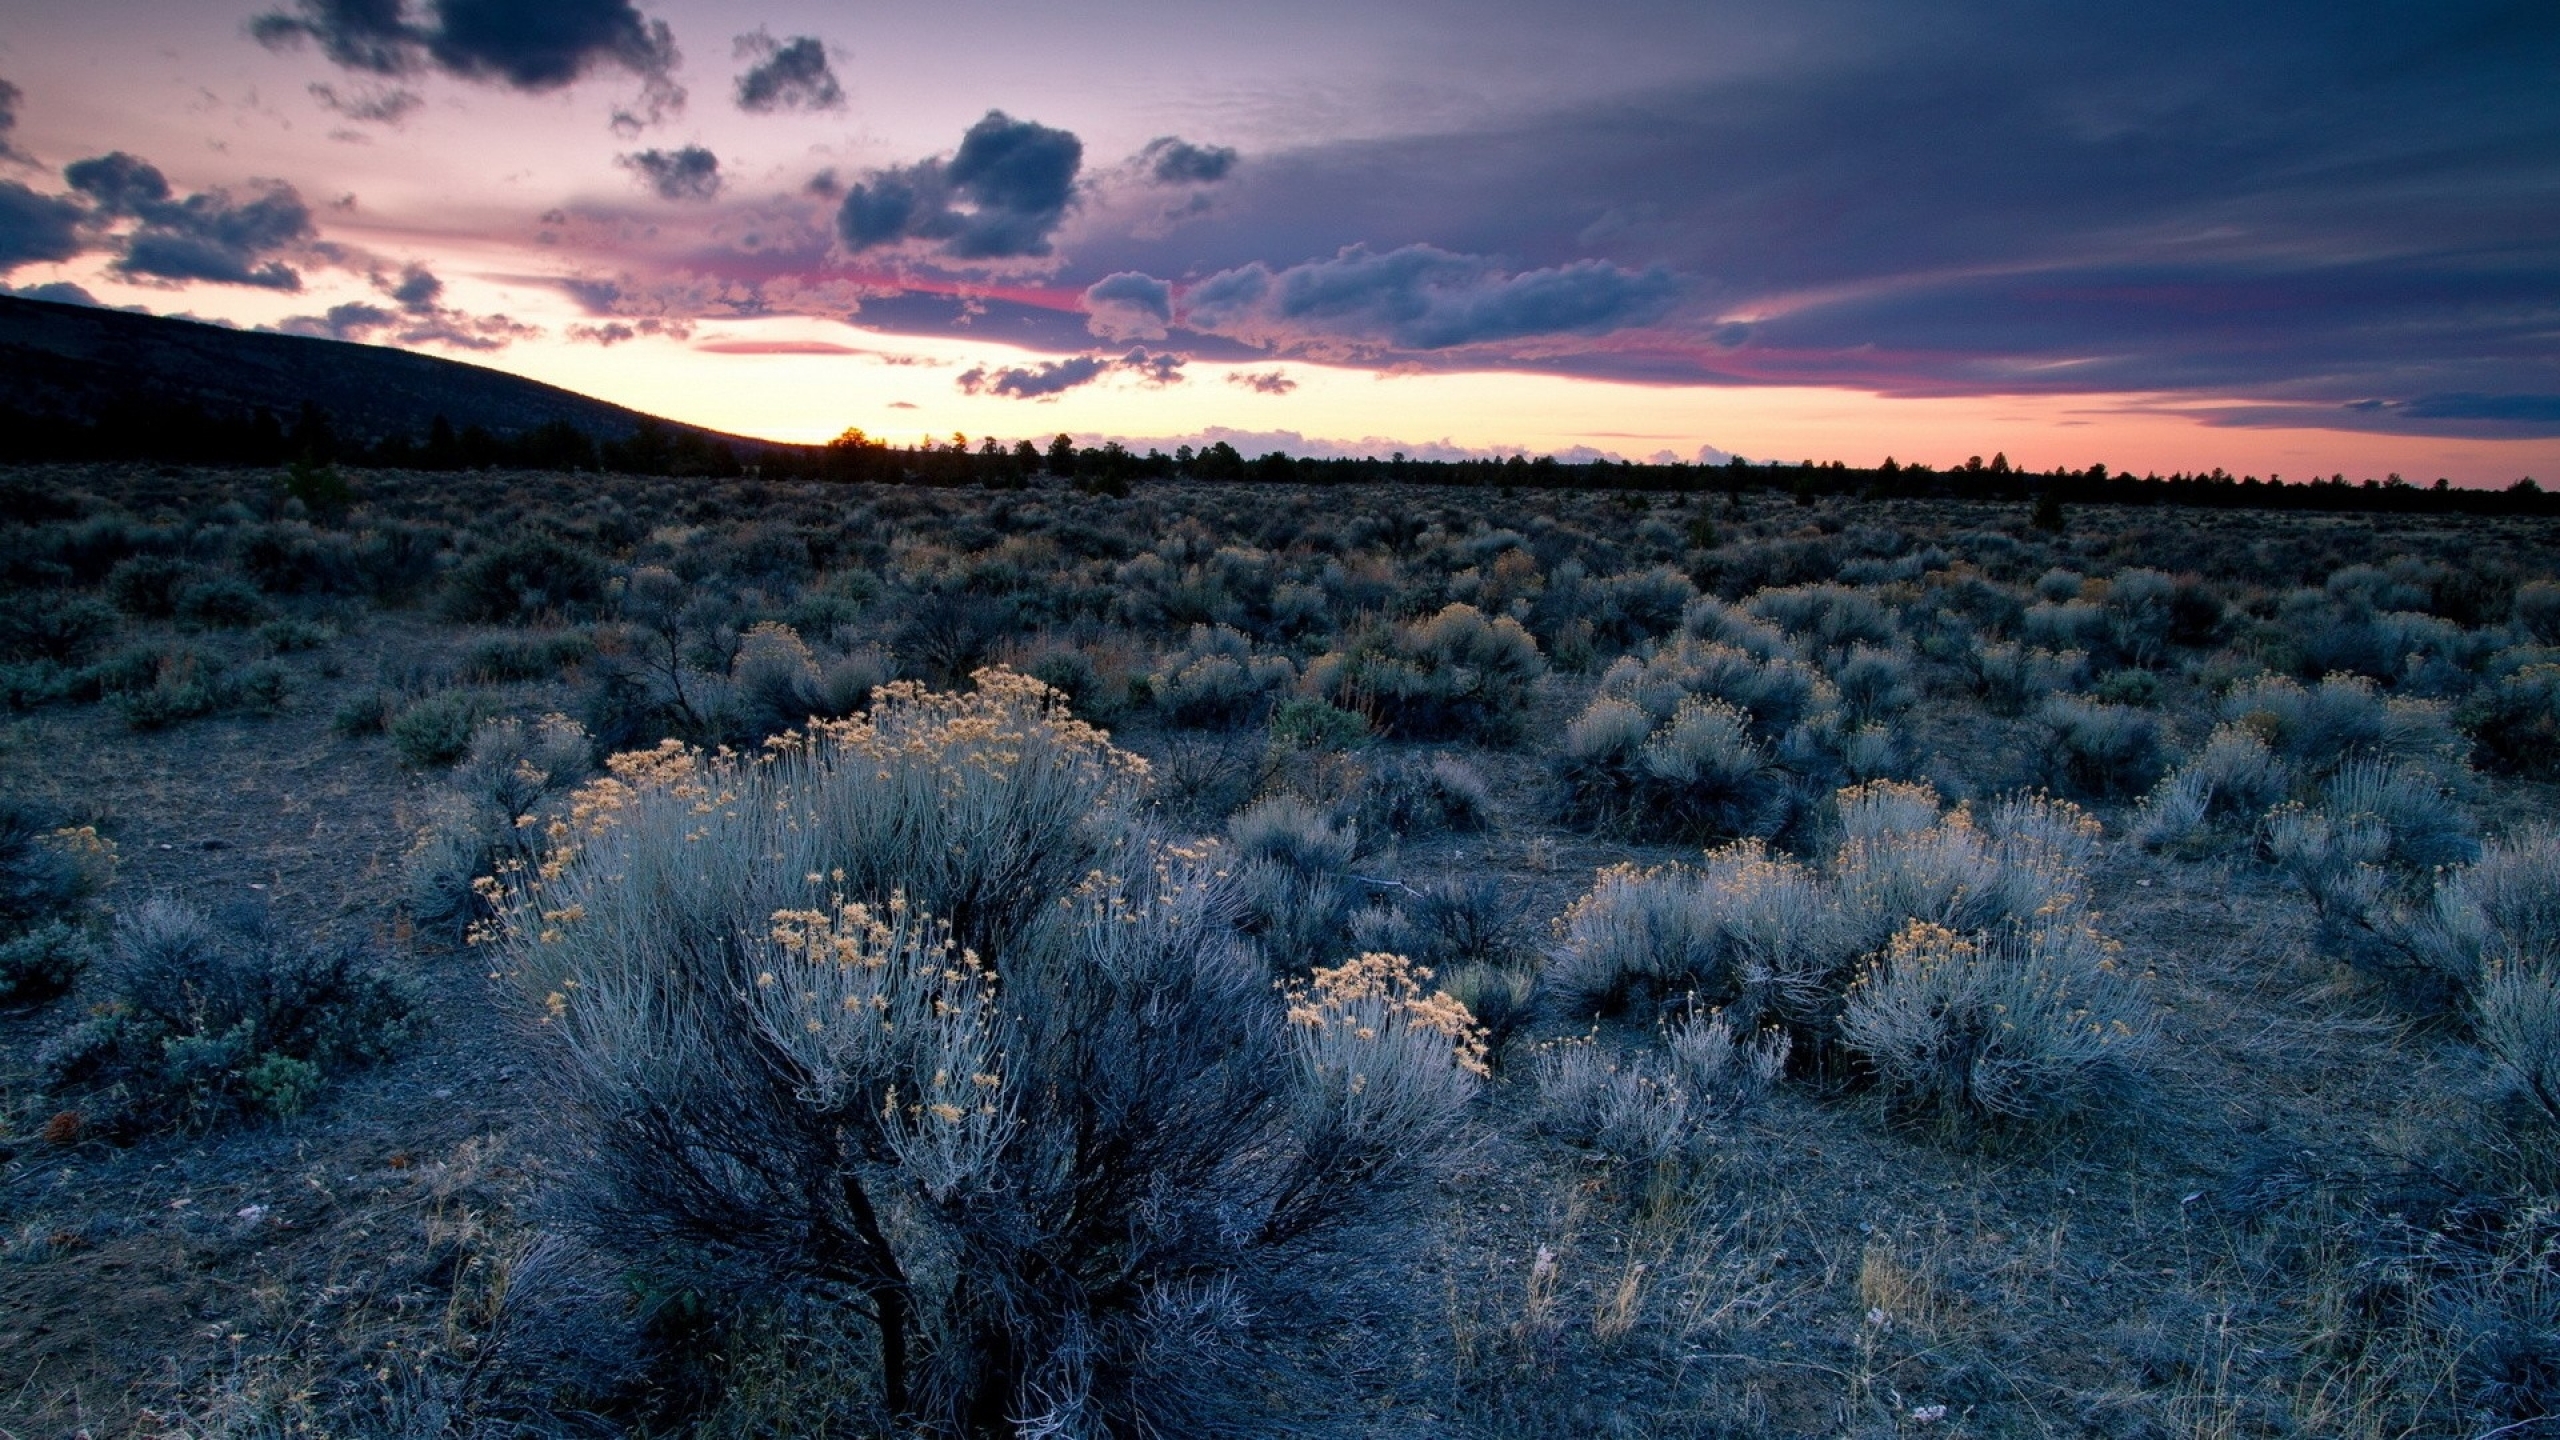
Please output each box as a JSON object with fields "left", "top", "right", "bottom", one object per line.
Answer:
{"left": 2, "top": 0, "right": 2552, "bottom": 479}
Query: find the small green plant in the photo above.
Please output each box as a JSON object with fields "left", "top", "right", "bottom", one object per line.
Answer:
{"left": 0, "top": 809, "right": 114, "bottom": 1005}
{"left": 2091, "top": 667, "right": 2162, "bottom": 707}
{"left": 389, "top": 689, "right": 492, "bottom": 768}
{"left": 1268, "top": 695, "right": 1370, "bottom": 752}
{"left": 174, "top": 574, "right": 269, "bottom": 629}
{"left": 280, "top": 457, "right": 355, "bottom": 516}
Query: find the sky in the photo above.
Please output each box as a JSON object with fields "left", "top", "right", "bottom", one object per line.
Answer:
{"left": 0, "top": 0, "right": 2555, "bottom": 480}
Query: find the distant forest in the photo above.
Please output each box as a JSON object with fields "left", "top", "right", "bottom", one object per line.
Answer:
{"left": 1, "top": 394, "right": 2551, "bottom": 518}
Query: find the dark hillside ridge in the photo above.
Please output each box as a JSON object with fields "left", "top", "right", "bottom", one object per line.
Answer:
{"left": 0, "top": 295, "right": 748, "bottom": 446}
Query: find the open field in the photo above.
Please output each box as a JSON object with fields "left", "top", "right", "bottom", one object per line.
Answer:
{"left": 4, "top": 462, "right": 2559, "bottom": 1438}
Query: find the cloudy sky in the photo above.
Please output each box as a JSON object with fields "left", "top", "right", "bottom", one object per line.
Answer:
{"left": 1, "top": 0, "right": 2554, "bottom": 478}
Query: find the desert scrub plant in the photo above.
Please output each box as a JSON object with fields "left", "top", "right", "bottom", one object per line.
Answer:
{"left": 173, "top": 572, "right": 269, "bottom": 629}
{"left": 1266, "top": 694, "right": 1371, "bottom": 753}
{"left": 1743, "top": 582, "right": 1897, "bottom": 654}
{"left": 2461, "top": 653, "right": 2560, "bottom": 778}
{"left": 2034, "top": 693, "right": 2165, "bottom": 797}
{"left": 2130, "top": 723, "right": 2291, "bottom": 854}
{"left": 1829, "top": 643, "right": 1916, "bottom": 724}
{"left": 1595, "top": 636, "right": 1833, "bottom": 741}
{"left": 1545, "top": 842, "right": 1833, "bottom": 1021}
{"left": 389, "top": 687, "right": 496, "bottom": 768}
{"left": 1964, "top": 639, "right": 2087, "bottom": 715}
{"left": 2221, "top": 672, "right": 2465, "bottom": 780}
{"left": 1148, "top": 624, "right": 1296, "bottom": 728}
{"left": 2471, "top": 963, "right": 2560, "bottom": 1187}
{"left": 1825, "top": 784, "right": 2105, "bottom": 979}
{"left": 1308, "top": 603, "right": 1545, "bottom": 742}
{"left": 404, "top": 714, "right": 596, "bottom": 941}
{"left": 480, "top": 671, "right": 1485, "bottom": 1434}
{"left": 728, "top": 620, "right": 851, "bottom": 740}
{"left": 1546, "top": 653, "right": 1792, "bottom": 840}
{"left": 1353, "top": 750, "right": 1492, "bottom": 839}
{"left": 1838, "top": 919, "right": 2151, "bottom": 1132}
{"left": 1228, "top": 794, "right": 1363, "bottom": 972}
{"left": 2258, "top": 758, "right": 2477, "bottom": 992}
{"left": 0, "top": 807, "right": 115, "bottom": 1005}
{"left": 1532, "top": 1013, "right": 1786, "bottom": 1168}
{"left": 459, "top": 628, "right": 597, "bottom": 684}
{"left": 2404, "top": 826, "right": 2560, "bottom": 996}
{"left": 40, "top": 895, "right": 412, "bottom": 1134}
{"left": 443, "top": 533, "right": 608, "bottom": 623}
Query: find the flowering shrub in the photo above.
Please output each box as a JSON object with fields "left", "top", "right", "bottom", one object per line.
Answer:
{"left": 1839, "top": 920, "right": 2151, "bottom": 1129}
{"left": 479, "top": 670, "right": 1484, "bottom": 1432}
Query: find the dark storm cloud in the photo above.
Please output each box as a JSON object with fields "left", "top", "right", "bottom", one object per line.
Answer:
{"left": 278, "top": 300, "right": 395, "bottom": 339}
{"left": 0, "top": 182, "right": 86, "bottom": 272}
{"left": 837, "top": 111, "right": 1082, "bottom": 261}
{"left": 308, "top": 81, "right": 423, "bottom": 124}
{"left": 386, "top": 261, "right": 442, "bottom": 309}
{"left": 957, "top": 353, "right": 1109, "bottom": 398}
{"left": 66, "top": 153, "right": 319, "bottom": 290}
{"left": 953, "top": 347, "right": 1183, "bottom": 399}
{"left": 1039, "top": 0, "right": 2560, "bottom": 433}
{"left": 63, "top": 152, "right": 172, "bottom": 214}
{"left": 277, "top": 264, "right": 539, "bottom": 349}
{"left": 0, "top": 77, "right": 28, "bottom": 163}
{"left": 5, "top": 281, "right": 101, "bottom": 306}
{"left": 734, "top": 31, "right": 842, "bottom": 113}
{"left": 620, "top": 145, "right": 721, "bottom": 201}
{"left": 1119, "top": 347, "right": 1185, "bottom": 386}
{"left": 1179, "top": 244, "right": 1678, "bottom": 353}
{"left": 253, "top": 0, "right": 683, "bottom": 127}
{"left": 1139, "top": 137, "right": 1236, "bottom": 186}
{"left": 1080, "top": 270, "right": 1171, "bottom": 341}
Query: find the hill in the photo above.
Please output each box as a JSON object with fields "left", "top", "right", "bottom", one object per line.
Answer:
{"left": 0, "top": 295, "right": 785, "bottom": 463}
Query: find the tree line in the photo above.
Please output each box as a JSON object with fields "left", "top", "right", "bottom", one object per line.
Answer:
{"left": 2, "top": 397, "right": 2550, "bottom": 518}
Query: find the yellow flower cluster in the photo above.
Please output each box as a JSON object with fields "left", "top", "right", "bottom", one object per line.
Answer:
{"left": 1288, "top": 952, "right": 1491, "bottom": 1077}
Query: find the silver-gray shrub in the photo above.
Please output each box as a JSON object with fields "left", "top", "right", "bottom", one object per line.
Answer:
{"left": 404, "top": 714, "right": 593, "bottom": 941}
{"left": 40, "top": 894, "right": 412, "bottom": 1132}
{"left": 2220, "top": 673, "right": 2464, "bottom": 780}
{"left": 2516, "top": 580, "right": 2560, "bottom": 645}
{"left": 1546, "top": 843, "right": 1834, "bottom": 1021}
{"left": 483, "top": 672, "right": 1485, "bottom": 1433}
{"left": 1306, "top": 602, "right": 1545, "bottom": 742}
{"left": 1150, "top": 624, "right": 1296, "bottom": 728}
{"left": 2022, "top": 599, "right": 2110, "bottom": 656}
{"left": 2409, "top": 827, "right": 2560, "bottom": 992}
{"left": 1596, "top": 637, "right": 1833, "bottom": 740}
{"left": 2035, "top": 693, "right": 2166, "bottom": 797}
{"left": 1533, "top": 1013, "right": 1787, "bottom": 1168}
{"left": 1829, "top": 783, "right": 2101, "bottom": 964}
{"left": 1967, "top": 639, "right": 2088, "bottom": 715}
{"left": 731, "top": 620, "right": 830, "bottom": 739}
{"left": 1744, "top": 582, "right": 1898, "bottom": 653}
{"left": 1838, "top": 919, "right": 2152, "bottom": 1130}
{"left": 1353, "top": 750, "right": 1494, "bottom": 839}
{"left": 1228, "top": 794, "right": 1363, "bottom": 971}
{"left": 2320, "top": 757, "right": 2478, "bottom": 872}
{"left": 1830, "top": 643, "right": 1916, "bottom": 724}
{"left": 1678, "top": 595, "right": 1799, "bottom": 660}
{"left": 2130, "top": 723, "right": 2290, "bottom": 853}
{"left": 1554, "top": 691, "right": 1788, "bottom": 842}
{"left": 2471, "top": 962, "right": 2560, "bottom": 1188}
